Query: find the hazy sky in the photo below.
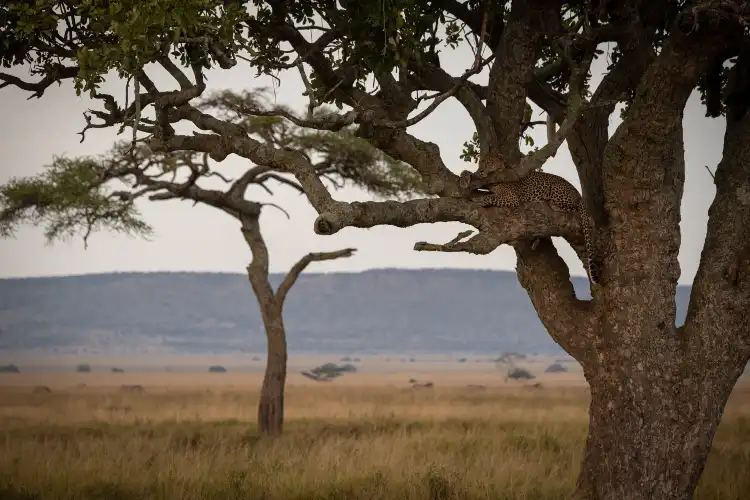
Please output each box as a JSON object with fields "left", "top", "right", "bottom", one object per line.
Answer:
{"left": 0, "top": 43, "right": 725, "bottom": 283}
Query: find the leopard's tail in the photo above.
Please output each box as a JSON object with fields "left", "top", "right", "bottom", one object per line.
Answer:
{"left": 579, "top": 200, "right": 600, "bottom": 285}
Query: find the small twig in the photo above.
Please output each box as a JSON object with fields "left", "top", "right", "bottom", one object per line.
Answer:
{"left": 705, "top": 165, "right": 716, "bottom": 180}
{"left": 297, "top": 62, "right": 318, "bottom": 118}
{"left": 131, "top": 78, "right": 141, "bottom": 156}
{"left": 371, "top": 54, "right": 495, "bottom": 130}
{"left": 261, "top": 202, "right": 291, "bottom": 220}
{"left": 448, "top": 230, "right": 475, "bottom": 245}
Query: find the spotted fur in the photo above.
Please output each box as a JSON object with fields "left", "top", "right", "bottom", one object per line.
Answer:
{"left": 470, "top": 171, "right": 600, "bottom": 285}
{"left": 459, "top": 155, "right": 506, "bottom": 189}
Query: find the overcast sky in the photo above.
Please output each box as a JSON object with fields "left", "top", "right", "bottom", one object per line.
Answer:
{"left": 0, "top": 43, "right": 725, "bottom": 283}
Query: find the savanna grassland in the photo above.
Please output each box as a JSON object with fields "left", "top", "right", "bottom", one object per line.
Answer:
{"left": 1, "top": 369, "right": 749, "bottom": 500}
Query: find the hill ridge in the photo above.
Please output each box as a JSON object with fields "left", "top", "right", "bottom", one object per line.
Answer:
{"left": 0, "top": 269, "right": 691, "bottom": 355}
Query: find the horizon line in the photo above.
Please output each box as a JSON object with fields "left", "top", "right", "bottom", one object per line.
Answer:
{"left": 0, "top": 267, "right": 694, "bottom": 286}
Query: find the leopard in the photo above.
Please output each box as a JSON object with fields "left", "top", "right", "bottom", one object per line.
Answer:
{"left": 469, "top": 170, "right": 601, "bottom": 285}
{"left": 459, "top": 154, "right": 505, "bottom": 190}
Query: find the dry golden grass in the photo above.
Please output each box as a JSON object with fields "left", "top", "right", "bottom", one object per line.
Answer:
{"left": 1, "top": 374, "right": 749, "bottom": 500}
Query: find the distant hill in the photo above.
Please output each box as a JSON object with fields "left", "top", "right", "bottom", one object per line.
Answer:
{"left": 0, "top": 269, "right": 692, "bottom": 355}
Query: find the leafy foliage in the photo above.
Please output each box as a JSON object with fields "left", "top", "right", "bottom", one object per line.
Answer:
{"left": 0, "top": 1, "right": 736, "bottom": 109}
{"left": 506, "top": 367, "right": 535, "bottom": 381}
{"left": 0, "top": 89, "right": 424, "bottom": 245}
{"left": 201, "top": 90, "right": 424, "bottom": 198}
{"left": 1, "top": 0, "right": 249, "bottom": 93}
{"left": 1, "top": 0, "right": 747, "bottom": 242}
{"left": 0, "top": 156, "right": 150, "bottom": 245}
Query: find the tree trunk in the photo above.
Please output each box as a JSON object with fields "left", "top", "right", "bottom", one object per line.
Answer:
{"left": 573, "top": 344, "right": 747, "bottom": 500}
{"left": 257, "top": 310, "right": 287, "bottom": 436}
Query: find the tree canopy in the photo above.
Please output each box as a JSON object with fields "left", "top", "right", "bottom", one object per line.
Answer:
{"left": 2, "top": 1, "right": 750, "bottom": 496}
{"left": 3, "top": 0, "right": 745, "bottom": 248}
{"left": 0, "top": 88, "right": 424, "bottom": 244}
{"left": 2, "top": 0, "right": 748, "bottom": 373}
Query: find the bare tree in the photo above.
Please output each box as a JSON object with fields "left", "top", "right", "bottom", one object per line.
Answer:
{"left": 1, "top": 0, "right": 749, "bottom": 496}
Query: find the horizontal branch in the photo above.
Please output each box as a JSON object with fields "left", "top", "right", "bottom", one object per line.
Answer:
{"left": 312, "top": 194, "right": 584, "bottom": 260}
{"left": 414, "top": 230, "right": 504, "bottom": 254}
{"left": 410, "top": 200, "right": 585, "bottom": 253}
{"left": 0, "top": 65, "right": 79, "bottom": 99}
{"left": 275, "top": 248, "right": 357, "bottom": 305}
{"left": 313, "top": 198, "right": 482, "bottom": 235}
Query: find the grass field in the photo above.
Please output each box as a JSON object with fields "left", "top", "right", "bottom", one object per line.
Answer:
{"left": 1, "top": 370, "right": 749, "bottom": 500}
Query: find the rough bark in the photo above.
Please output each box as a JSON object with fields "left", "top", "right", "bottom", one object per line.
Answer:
{"left": 241, "top": 214, "right": 355, "bottom": 436}
{"left": 568, "top": 15, "right": 750, "bottom": 499}
{"left": 267, "top": 4, "right": 750, "bottom": 493}
{"left": 241, "top": 214, "right": 285, "bottom": 436}
{"left": 257, "top": 307, "right": 287, "bottom": 436}
{"left": 162, "top": 2, "right": 749, "bottom": 495}
{"left": 485, "top": 0, "right": 555, "bottom": 163}
{"left": 8, "top": 0, "right": 749, "bottom": 493}
{"left": 574, "top": 364, "right": 744, "bottom": 500}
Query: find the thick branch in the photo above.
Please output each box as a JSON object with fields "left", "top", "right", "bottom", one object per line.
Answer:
{"left": 685, "top": 67, "right": 750, "bottom": 365}
{"left": 567, "top": 54, "right": 653, "bottom": 225}
{"left": 312, "top": 198, "right": 482, "bottom": 235}
{"left": 600, "top": 2, "right": 747, "bottom": 338}
{"left": 485, "top": 0, "right": 555, "bottom": 162}
{"left": 314, "top": 194, "right": 584, "bottom": 259}
{"left": 462, "top": 29, "right": 597, "bottom": 187}
{"left": 566, "top": 2, "right": 661, "bottom": 226}
{"left": 241, "top": 214, "right": 277, "bottom": 310}
{"left": 354, "top": 125, "right": 460, "bottom": 197}
{"left": 279, "top": 16, "right": 460, "bottom": 196}
{"left": 275, "top": 248, "right": 357, "bottom": 305}
{"left": 514, "top": 239, "right": 595, "bottom": 361}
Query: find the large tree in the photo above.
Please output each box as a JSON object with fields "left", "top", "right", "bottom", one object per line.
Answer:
{"left": 0, "top": 93, "right": 423, "bottom": 436}
{"left": 2, "top": 0, "right": 750, "bottom": 497}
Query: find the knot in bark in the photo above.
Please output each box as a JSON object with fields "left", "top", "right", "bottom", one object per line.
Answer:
{"left": 314, "top": 213, "right": 340, "bottom": 235}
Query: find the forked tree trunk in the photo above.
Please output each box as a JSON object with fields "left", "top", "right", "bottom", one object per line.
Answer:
{"left": 241, "top": 213, "right": 356, "bottom": 437}
{"left": 574, "top": 351, "right": 747, "bottom": 499}
{"left": 257, "top": 309, "right": 287, "bottom": 436}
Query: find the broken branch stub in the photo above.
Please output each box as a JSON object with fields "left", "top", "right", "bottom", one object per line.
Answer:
{"left": 414, "top": 230, "right": 503, "bottom": 255}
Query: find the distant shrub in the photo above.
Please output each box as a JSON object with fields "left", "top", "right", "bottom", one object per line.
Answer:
{"left": 340, "top": 356, "right": 352, "bottom": 362}
{"left": 208, "top": 365, "right": 227, "bottom": 373}
{"left": 544, "top": 363, "right": 568, "bottom": 373}
{"left": 0, "top": 364, "right": 20, "bottom": 373}
{"left": 308, "top": 363, "right": 357, "bottom": 380}
{"left": 506, "top": 367, "right": 535, "bottom": 380}
{"left": 76, "top": 364, "right": 91, "bottom": 373}
{"left": 458, "top": 358, "right": 467, "bottom": 363}
{"left": 111, "top": 367, "right": 125, "bottom": 373}
{"left": 120, "top": 385, "right": 145, "bottom": 392}
{"left": 495, "top": 352, "right": 527, "bottom": 364}
{"left": 315, "top": 363, "right": 356, "bottom": 375}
